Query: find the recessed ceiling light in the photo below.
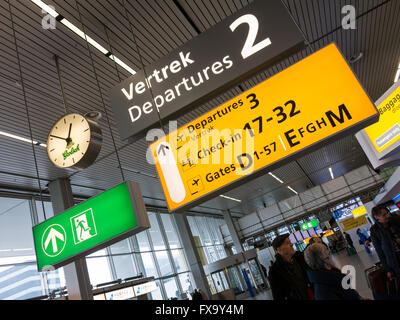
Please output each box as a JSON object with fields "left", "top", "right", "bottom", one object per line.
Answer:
{"left": 395, "top": 65, "right": 400, "bottom": 83}
{"left": 329, "top": 167, "right": 334, "bottom": 179}
{"left": 287, "top": 186, "right": 298, "bottom": 194}
{"left": 220, "top": 195, "right": 242, "bottom": 203}
{"left": 0, "top": 130, "right": 46, "bottom": 147}
{"left": 31, "top": 0, "right": 59, "bottom": 18}
{"left": 30, "top": 0, "right": 136, "bottom": 75}
{"left": 268, "top": 172, "right": 284, "bottom": 183}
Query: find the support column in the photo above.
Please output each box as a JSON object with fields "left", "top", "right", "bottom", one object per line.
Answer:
{"left": 173, "top": 214, "right": 212, "bottom": 299}
{"left": 222, "top": 210, "right": 244, "bottom": 253}
{"left": 48, "top": 178, "right": 93, "bottom": 300}
{"left": 223, "top": 210, "right": 257, "bottom": 295}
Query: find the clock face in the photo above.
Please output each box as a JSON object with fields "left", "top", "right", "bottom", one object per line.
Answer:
{"left": 47, "top": 113, "right": 92, "bottom": 168}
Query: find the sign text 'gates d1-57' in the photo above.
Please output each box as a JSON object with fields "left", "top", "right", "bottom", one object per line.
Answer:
{"left": 32, "top": 181, "right": 150, "bottom": 271}
{"left": 109, "top": 0, "right": 305, "bottom": 142}
{"left": 150, "top": 43, "right": 379, "bottom": 212}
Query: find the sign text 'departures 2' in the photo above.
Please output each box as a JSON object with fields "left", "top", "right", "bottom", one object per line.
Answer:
{"left": 109, "top": 0, "right": 304, "bottom": 141}
{"left": 150, "top": 43, "right": 379, "bottom": 212}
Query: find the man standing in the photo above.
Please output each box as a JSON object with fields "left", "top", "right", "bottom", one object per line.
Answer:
{"left": 269, "top": 234, "right": 313, "bottom": 300}
{"left": 343, "top": 232, "right": 356, "bottom": 251}
{"left": 370, "top": 205, "right": 400, "bottom": 280}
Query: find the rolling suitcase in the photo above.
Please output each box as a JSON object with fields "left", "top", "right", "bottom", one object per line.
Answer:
{"left": 365, "top": 263, "right": 400, "bottom": 299}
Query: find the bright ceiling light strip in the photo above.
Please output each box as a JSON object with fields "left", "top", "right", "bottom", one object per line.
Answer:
{"left": 60, "top": 19, "right": 109, "bottom": 55}
{"left": 268, "top": 172, "right": 284, "bottom": 183}
{"left": 287, "top": 186, "right": 298, "bottom": 194}
{"left": 0, "top": 131, "right": 46, "bottom": 148}
{"left": 110, "top": 55, "right": 137, "bottom": 75}
{"left": 329, "top": 167, "right": 334, "bottom": 179}
{"left": 30, "top": 0, "right": 136, "bottom": 74}
{"left": 395, "top": 65, "right": 400, "bottom": 83}
{"left": 31, "top": 0, "right": 59, "bottom": 18}
{"left": 220, "top": 195, "right": 242, "bottom": 203}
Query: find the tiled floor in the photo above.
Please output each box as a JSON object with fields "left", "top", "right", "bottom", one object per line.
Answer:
{"left": 246, "top": 247, "right": 380, "bottom": 300}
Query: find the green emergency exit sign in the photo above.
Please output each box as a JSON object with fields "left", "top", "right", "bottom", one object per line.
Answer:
{"left": 300, "top": 219, "right": 319, "bottom": 231}
{"left": 33, "top": 181, "right": 149, "bottom": 271}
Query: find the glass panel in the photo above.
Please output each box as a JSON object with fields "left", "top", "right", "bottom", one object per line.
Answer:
{"left": 35, "top": 200, "right": 55, "bottom": 223}
{"left": 149, "top": 280, "right": 163, "bottom": 300}
{"left": 136, "top": 231, "right": 151, "bottom": 252}
{"left": 148, "top": 213, "right": 166, "bottom": 250}
{"left": 0, "top": 198, "right": 35, "bottom": 260}
{"left": 211, "top": 272, "right": 225, "bottom": 293}
{"left": 0, "top": 263, "right": 44, "bottom": 300}
{"left": 196, "top": 247, "right": 209, "bottom": 266}
{"left": 207, "top": 275, "right": 217, "bottom": 294}
{"left": 231, "top": 246, "right": 238, "bottom": 254}
{"left": 160, "top": 214, "right": 181, "bottom": 249}
{"left": 112, "top": 254, "right": 137, "bottom": 280}
{"left": 207, "top": 218, "right": 220, "bottom": 244}
{"left": 162, "top": 277, "right": 180, "bottom": 300}
{"left": 43, "top": 267, "right": 64, "bottom": 296}
{"left": 239, "top": 263, "right": 257, "bottom": 288}
{"left": 87, "top": 248, "right": 107, "bottom": 257}
{"left": 196, "top": 216, "right": 212, "bottom": 245}
{"left": 226, "top": 266, "right": 245, "bottom": 294}
{"left": 207, "top": 246, "right": 218, "bottom": 263}
{"left": 277, "top": 225, "right": 289, "bottom": 235}
{"left": 86, "top": 256, "right": 112, "bottom": 286}
{"left": 140, "top": 252, "right": 158, "bottom": 278}
{"left": 171, "top": 249, "right": 188, "bottom": 272}
{"left": 178, "top": 272, "right": 193, "bottom": 296}
{"left": 216, "top": 245, "right": 227, "bottom": 259}
{"left": 219, "top": 271, "right": 229, "bottom": 290}
{"left": 187, "top": 216, "right": 201, "bottom": 240}
{"left": 248, "top": 259, "right": 264, "bottom": 286}
{"left": 109, "top": 239, "right": 131, "bottom": 254}
{"left": 155, "top": 251, "right": 173, "bottom": 276}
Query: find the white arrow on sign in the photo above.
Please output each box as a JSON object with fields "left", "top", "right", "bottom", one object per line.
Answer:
{"left": 44, "top": 228, "right": 65, "bottom": 253}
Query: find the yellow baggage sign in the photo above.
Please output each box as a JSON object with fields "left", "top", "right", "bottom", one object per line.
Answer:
{"left": 150, "top": 43, "right": 378, "bottom": 212}
{"left": 364, "top": 81, "right": 400, "bottom": 157}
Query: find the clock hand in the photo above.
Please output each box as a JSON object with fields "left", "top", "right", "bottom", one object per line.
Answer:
{"left": 67, "top": 123, "right": 72, "bottom": 140}
{"left": 50, "top": 134, "right": 67, "bottom": 141}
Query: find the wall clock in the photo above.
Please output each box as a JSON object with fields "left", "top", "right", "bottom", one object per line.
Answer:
{"left": 47, "top": 113, "right": 102, "bottom": 170}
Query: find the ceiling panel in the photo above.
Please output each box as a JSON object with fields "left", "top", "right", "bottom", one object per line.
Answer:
{"left": 0, "top": 0, "right": 398, "bottom": 218}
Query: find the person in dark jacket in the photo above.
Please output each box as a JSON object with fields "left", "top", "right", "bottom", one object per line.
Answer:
{"left": 268, "top": 234, "right": 312, "bottom": 300}
{"left": 343, "top": 232, "right": 356, "bottom": 251}
{"left": 370, "top": 205, "right": 400, "bottom": 279}
{"left": 304, "top": 243, "right": 363, "bottom": 300}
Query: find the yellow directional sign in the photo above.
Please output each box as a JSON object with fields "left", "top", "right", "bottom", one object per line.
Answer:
{"left": 364, "top": 81, "right": 400, "bottom": 157}
{"left": 341, "top": 216, "right": 368, "bottom": 232}
{"left": 352, "top": 205, "right": 367, "bottom": 218}
{"left": 150, "top": 43, "right": 378, "bottom": 212}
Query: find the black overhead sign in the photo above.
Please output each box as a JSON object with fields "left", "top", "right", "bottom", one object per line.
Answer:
{"left": 109, "top": 0, "right": 305, "bottom": 142}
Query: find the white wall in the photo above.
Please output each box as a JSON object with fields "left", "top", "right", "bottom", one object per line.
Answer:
{"left": 257, "top": 247, "right": 275, "bottom": 271}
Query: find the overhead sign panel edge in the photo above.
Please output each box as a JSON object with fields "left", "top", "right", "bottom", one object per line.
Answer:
{"left": 356, "top": 80, "right": 400, "bottom": 161}
{"left": 32, "top": 181, "right": 150, "bottom": 271}
{"left": 150, "top": 43, "right": 379, "bottom": 212}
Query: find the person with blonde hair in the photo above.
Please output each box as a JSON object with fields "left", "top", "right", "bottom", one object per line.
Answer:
{"left": 304, "top": 243, "right": 363, "bottom": 300}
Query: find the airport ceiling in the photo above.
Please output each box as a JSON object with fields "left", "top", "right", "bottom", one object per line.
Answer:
{"left": 0, "top": 0, "right": 399, "bottom": 218}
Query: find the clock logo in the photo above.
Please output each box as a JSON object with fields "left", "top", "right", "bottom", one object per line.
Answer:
{"left": 47, "top": 113, "right": 102, "bottom": 170}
